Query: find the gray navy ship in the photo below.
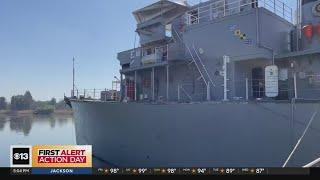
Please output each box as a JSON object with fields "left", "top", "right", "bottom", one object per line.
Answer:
{"left": 68, "top": 0, "right": 320, "bottom": 167}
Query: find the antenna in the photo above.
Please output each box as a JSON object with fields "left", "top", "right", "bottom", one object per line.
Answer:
{"left": 73, "top": 57, "right": 75, "bottom": 97}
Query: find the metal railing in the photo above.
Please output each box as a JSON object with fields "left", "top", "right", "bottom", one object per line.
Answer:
{"left": 138, "top": 44, "right": 170, "bottom": 65}
{"left": 185, "top": 0, "right": 293, "bottom": 26}
{"left": 231, "top": 74, "right": 320, "bottom": 101}
{"left": 71, "top": 89, "right": 120, "bottom": 102}
{"left": 175, "top": 77, "right": 313, "bottom": 102}
{"left": 233, "top": 78, "right": 294, "bottom": 100}
{"left": 173, "top": 26, "right": 215, "bottom": 90}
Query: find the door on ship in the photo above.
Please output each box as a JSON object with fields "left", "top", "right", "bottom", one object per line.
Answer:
{"left": 252, "top": 67, "right": 265, "bottom": 98}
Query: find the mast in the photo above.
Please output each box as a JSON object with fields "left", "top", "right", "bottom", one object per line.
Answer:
{"left": 73, "top": 57, "right": 75, "bottom": 97}
{"left": 297, "top": 0, "right": 302, "bottom": 51}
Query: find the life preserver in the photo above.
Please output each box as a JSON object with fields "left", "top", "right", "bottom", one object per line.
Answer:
{"left": 302, "top": 24, "right": 313, "bottom": 40}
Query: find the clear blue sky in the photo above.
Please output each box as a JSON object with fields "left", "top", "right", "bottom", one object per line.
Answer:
{"left": 0, "top": 0, "right": 297, "bottom": 101}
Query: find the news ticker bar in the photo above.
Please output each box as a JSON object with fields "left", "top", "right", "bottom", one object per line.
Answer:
{"left": 2, "top": 168, "right": 320, "bottom": 176}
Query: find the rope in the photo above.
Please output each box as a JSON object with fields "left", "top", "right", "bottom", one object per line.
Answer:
{"left": 282, "top": 104, "right": 320, "bottom": 167}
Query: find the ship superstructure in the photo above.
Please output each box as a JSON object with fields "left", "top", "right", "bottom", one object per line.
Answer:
{"left": 116, "top": 0, "right": 320, "bottom": 103}
{"left": 71, "top": 0, "right": 320, "bottom": 103}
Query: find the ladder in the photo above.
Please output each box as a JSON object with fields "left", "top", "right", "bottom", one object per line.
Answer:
{"left": 173, "top": 27, "right": 215, "bottom": 88}
{"left": 192, "top": 43, "right": 215, "bottom": 87}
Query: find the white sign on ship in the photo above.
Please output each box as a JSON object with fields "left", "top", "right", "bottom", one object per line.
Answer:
{"left": 265, "top": 65, "right": 279, "bottom": 98}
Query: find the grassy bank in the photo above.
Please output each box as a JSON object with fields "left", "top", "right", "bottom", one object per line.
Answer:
{"left": 0, "top": 109, "right": 73, "bottom": 115}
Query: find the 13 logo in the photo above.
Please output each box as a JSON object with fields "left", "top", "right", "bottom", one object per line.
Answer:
{"left": 10, "top": 145, "right": 32, "bottom": 167}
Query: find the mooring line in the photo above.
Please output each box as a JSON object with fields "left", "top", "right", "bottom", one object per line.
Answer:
{"left": 282, "top": 104, "right": 320, "bottom": 167}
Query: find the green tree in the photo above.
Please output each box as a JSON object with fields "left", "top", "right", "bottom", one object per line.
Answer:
{"left": 24, "top": 91, "right": 33, "bottom": 110}
{"left": 49, "top": 98, "right": 57, "bottom": 106}
{"left": 10, "top": 95, "right": 25, "bottom": 110}
{"left": 0, "top": 97, "right": 7, "bottom": 110}
{"left": 10, "top": 91, "right": 34, "bottom": 111}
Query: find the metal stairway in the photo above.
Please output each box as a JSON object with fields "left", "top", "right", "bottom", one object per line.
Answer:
{"left": 173, "top": 27, "right": 215, "bottom": 88}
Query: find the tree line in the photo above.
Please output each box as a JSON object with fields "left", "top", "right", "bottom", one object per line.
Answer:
{"left": 0, "top": 91, "right": 67, "bottom": 111}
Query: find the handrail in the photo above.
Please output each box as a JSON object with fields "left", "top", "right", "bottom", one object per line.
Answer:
{"left": 192, "top": 43, "right": 215, "bottom": 87}
{"left": 186, "top": 0, "right": 293, "bottom": 25}
{"left": 172, "top": 26, "right": 209, "bottom": 87}
{"left": 72, "top": 88, "right": 120, "bottom": 102}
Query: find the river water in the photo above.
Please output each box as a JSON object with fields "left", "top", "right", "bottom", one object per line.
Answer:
{"left": 0, "top": 114, "right": 76, "bottom": 167}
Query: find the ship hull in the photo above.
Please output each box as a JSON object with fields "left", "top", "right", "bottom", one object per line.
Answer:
{"left": 71, "top": 101, "right": 320, "bottom": 167}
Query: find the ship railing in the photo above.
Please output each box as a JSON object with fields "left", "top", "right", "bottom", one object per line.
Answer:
{"left": 232, "top": 78, "right": 293, "bottom": 100}
{"left": 231, "top": 75, "right": 320, "bottom": 101}
{"left": 185, "top": 0, "right": 293, "bottom": 26}
{"left": 137, "top": 44, "right": 170, "bottom": 65}
{"left": 154, "top": 44, "right": 169, "bottom": 62}
{"left": 228, "top": 78, "right": 294, "bottom": 101}
{"left": 71, "top": 89, "right": 120, "bottom": 102}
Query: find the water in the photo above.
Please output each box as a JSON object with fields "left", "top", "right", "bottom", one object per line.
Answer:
{"left": 0, "top": 114, "right": 76, "bottom": 167}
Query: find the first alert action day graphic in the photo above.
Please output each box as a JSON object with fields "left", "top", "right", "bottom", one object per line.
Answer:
{"left": 11, "top": 145, "right": 92, "bottom": 168}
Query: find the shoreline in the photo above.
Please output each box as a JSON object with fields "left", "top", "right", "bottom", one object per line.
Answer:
{"left": 0, "top": 109, "right": 73, "bottom": 116}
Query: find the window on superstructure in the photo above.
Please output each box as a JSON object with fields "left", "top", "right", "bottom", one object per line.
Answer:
{"left": 144, "top": 48, "right": 153, "bottom": 56}
{"left": 122, "top": 63, "right": 130, "bottom": 69}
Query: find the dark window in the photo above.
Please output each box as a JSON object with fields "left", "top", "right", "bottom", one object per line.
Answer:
{"left": 252, "top": 67, "right": 265, "bottom": 98}
{"left": 251, "top": 0, "right": 258, "bottom": 8}
{"left": 146, "top": 48, "right": 152, "bottom": 55}
{"left": 122, "top": 63, "right": 130, "bottom": 69}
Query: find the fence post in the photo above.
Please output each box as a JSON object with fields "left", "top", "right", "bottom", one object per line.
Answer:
{"left": 178, "top": 84, "right": 181, "bottom": 101}
{"left": 294, "top": 73, "right": 298, "bottom": 99}
{"left": 209, "top": 3, "right": 213, "bottom": 20}
{"left": 207, "top": 82, "right": 211, "bottom": 101}
{"left": 84, "top": 89, "right": 86, "bottom": 99}
{"left": 223, "top": 56, "right": 229, "bottom": 101}
{"left": 134, "top": 71, "right": 137, "bottom": 101}
{"left": 105, "top": 88, "right": 107, "bottom": 101}
{"left": 77, "top": 89, "right": 79, "bottom": 99}
{"left": 167, "top": 44, "right": 169, "bottom": 61}
{"left": 274, "top": 0, "right": 276, "bottom": 13}
{"left": 93, "top": 89, "right": 96, "bottom": 99}
{"left": 198, "top": 7, "right": 200, "bottom": 24}
{"left": 246, "top": 78, "right": 249, "bottom": 101}
{"left": 186, "top": 13, "right": 190, "bottom": 25}
{"left": 223, "top": 0, "right": 226, "bottom": 16}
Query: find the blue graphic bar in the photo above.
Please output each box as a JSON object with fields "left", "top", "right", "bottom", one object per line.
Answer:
{"left": 32, "top": 168, "right": 92, "bottom": 175}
